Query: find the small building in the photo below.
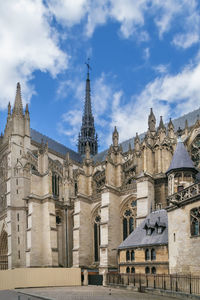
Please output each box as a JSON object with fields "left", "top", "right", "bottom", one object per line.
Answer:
{"left": 166, "top": 138, "right": 200, "bottom": 275}
{"left": 118, "top": 209, "right": 169, "bottom": 275}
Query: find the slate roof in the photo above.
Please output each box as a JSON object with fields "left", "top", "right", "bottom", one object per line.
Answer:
{"left": 118, "top": 210, "right": 168, "bottom": 249}
{"left": 166, "top": 141, "right": 197, "bottom": 174}
{"left": 30, "top": 129, "right": 82, "bottom": 163}
{"left": 30, "top": 107, "right": 200, "bottom": 164}
{"left": 93, "top": 107, "right": 200, "bottom": 162}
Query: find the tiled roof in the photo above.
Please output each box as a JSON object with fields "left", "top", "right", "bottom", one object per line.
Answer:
{"left": 166, "top": 141, "right": 197, "bottom": 174}
{"left": 30, "top": 129, "right": 82, "bottom": 163}
{"left": 118, "top": 210, "right": 168, "bottom": 249}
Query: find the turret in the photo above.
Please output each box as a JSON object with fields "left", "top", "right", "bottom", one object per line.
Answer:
{"left": 166, "top": 136, "right": 198, "bottom": 196}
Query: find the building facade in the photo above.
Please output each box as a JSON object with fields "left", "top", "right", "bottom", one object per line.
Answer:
{"left": 118, "top": 209, "right": 169, "bottom": 275}
{"left": 0, "top": 72, "right": 200, "bottom": 273}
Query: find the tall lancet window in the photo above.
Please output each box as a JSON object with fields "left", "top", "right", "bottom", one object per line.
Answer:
{"left": 94, "top": 214, "right": 101, "bottom": 262}
{"left": 122, "top": 200, "right": 137, "bottom": 240}
{"left": 52, "top": 172, "right": 60, "bottom": 197}
{"left": 191, "top": 207, "right": 200, "bottom": 236}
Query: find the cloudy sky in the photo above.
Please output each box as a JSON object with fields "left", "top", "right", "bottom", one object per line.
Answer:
{"left": 0, "top": 0, "right": 200, "bottom": 152}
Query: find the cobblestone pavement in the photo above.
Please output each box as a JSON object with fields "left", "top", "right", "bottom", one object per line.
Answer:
{"left": 6, "top": 286, "right": 177, "bottom": 300}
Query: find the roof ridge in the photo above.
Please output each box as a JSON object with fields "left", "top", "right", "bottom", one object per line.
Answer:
{"left": 31, "top": 128, "right": 79, "bottom": 155}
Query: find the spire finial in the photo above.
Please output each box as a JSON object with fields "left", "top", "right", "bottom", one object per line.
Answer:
{"left": 148, "top": 108, "right": 156, "bottom": 132}
{"left": 13, "top": 82, "right": 23, "bottom": 116}
{"left": 158, "top": 116, "right": 165, "bottom": 130}
{"left": 8, "top": 102, "right": 11, "bottom": 116}
{"left": 112, "top": 126, "right": 119, "bottom": 147}
{"left": 85, "top": 58, "right": 91, "bottom": 80}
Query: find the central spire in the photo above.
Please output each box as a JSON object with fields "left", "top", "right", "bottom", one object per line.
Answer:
{"left": 84, "top": 59, "right": 92, "bottom": 117}
{"left": 78, "top": 60, "right": 98, "bottom": 156}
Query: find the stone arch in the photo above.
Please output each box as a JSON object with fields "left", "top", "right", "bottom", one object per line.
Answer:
{"left": 0, "top": 230, "right": 8, "bottom": 269}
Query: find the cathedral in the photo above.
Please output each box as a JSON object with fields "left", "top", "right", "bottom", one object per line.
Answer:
{"left": 0, "top": 68, "right": 200, "bottom": 274}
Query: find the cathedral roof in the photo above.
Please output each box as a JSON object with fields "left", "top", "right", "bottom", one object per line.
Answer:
{"left": 118, "top": 210, "right": 168, "bottom": 249}
{"left": 166, "top": 141, "right": 197, "bottom": 174}
{"left": 31, "top": 129, "right": 82, "bottom": 163}
{"left": 93, "top": 106, "right": 200, "bottom": 162}
{"left": 30, "top": 106, "right": 200, "bottom": 164}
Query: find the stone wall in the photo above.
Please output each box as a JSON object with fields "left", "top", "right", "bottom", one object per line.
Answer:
{"left": 168, "top": 199, "right": 200, "bottom": 275}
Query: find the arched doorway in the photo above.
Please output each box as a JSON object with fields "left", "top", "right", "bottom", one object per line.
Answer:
{"left": 0, "top": 230, "right": 8, "bottom": 269}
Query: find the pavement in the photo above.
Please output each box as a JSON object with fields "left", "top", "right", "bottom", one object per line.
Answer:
{"left": 0, "top": 286, "right": 177, "bottom": 300}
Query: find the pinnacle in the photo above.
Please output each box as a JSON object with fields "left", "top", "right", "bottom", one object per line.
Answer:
{"left": 158, "top": 116, "right": 165, "bottom": 130}
{"left": 13, "top": 82, "right": 23, "bottom": 115}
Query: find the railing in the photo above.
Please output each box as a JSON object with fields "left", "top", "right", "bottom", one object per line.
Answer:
{"left": 107, "top": 273, "right": 200, "bottom": 296}
{"left": 120, "top": 182, "right": 137, "bottom": 192}
{"left": 167, "top": 183, "right": 200, "bottom": 206}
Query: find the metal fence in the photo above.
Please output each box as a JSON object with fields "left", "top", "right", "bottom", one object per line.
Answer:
{"left": 107, "top": 273, "right": 200, "bottom": 295}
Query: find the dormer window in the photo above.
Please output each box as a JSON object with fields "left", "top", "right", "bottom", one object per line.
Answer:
{"left": 155, "top": 217, "right": 166, "bottom": 234}
{"left": 157, "top": 227, "right": 163, "bottom": 234}
{"left": 144, "top": 219, "right": 154, "bottom": 235}
{"left": 147, "top": 228, "right": 152, "bottom": 235}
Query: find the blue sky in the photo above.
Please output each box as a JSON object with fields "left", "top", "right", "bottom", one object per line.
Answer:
{"left": 0, "top": 0, "right": 200, "bottom": 152}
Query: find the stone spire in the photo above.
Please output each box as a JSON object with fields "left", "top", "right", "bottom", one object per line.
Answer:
{"left": 158, "top": 116, "right": 166, "bottom": 131}
{"left": 13, "top": 82, "right": 23, "bottom": 116}
{"left": 148, "top": 108, "right": 156, "bottom": 132}
{"left": 78, "top": 61, "right": 98, "bottom": 156}
{"left": 112, "top": 126, "right": 119, "bottom": 148}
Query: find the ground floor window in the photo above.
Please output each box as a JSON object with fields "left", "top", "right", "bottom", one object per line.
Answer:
{"left": 152, "top": 267, "right": 156, "bottom": 274}
{"left": 145, "top": 266, "right": 150, "bottom": 274}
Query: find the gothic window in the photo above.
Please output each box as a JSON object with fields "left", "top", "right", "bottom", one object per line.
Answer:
{"left": 151, "top": 249, "right": 156, "bottom": 260}
{"left": 145, "top": 249, "right": 150, "bottom": 261}
{"left": 52, "top": 173, "right": 60, "bottom": 197}
{"left": 74, "top": 182, "right": 78, "bottom": 196}
{"left": 126, "top": 250, "right": 130, "bottom": 261}
{"left": 145, "top": 266, "right": 150, "bottom": 274}
{"left": 126, "top": 267, "right": 130, "bottom": 273}
{"left": 56, "top": 215, "right": 62, "bottom": 225}
{"left": 0, "top": 230, "right": 8, "bottom": 270}
{"left": 191, "top": 207, "right": 200, "bottom": 236}
{"left": 131, "top": 267, "right": 135, "bottom": 274}
{"left": 191, "top": 135, "right": 200, "bottom": 167}
{"left": 122, "top": 200, "right": 137, "bottom": 240}
{"left": 131, "top": 250, "right": 135, "bottom": 261}
{"left": 94, "top": 214, "right": 101, "bottom": 262}
{"left": 152, "top": 267, "right": 156, "bottom": 274}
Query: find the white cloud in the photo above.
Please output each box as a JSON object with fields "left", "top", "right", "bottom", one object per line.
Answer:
{"left": 47, "top": 0, "right": 89, "bottom": 27}
{"left": 109, "top": 59, "right": 200, "bottom": 143}
{"left": 153, "top": 64, "right": 169, "bottom": 74}
{"left": 143, "top": 48, "right": 150, "bottom": 60}
{"left": 0, "top": 0, "right": 67, "bottom": 109}
{"left": 47, "top": 0, "right": 200, "bottom": 47}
